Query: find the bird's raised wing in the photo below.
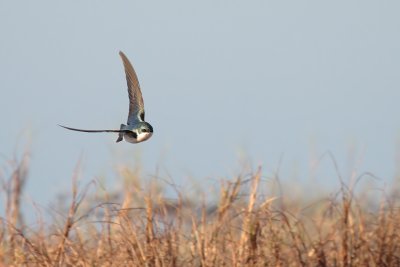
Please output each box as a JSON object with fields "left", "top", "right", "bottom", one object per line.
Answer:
{"left": 59, "top": 125, "right": 127, "bottom": 133}
{"left": 119, "top": 51, "right": 145, "bottom": 125}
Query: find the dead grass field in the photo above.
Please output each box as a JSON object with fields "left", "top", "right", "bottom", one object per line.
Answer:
{"left": 1, "top": 152, "right": 400, "bottom": 266}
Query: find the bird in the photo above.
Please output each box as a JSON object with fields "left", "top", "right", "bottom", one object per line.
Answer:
{"left": 59, "top": 51, "right": 153, "bottom": 144}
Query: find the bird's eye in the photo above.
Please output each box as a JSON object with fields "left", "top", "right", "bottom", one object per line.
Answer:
{"left": 142, "top": 129, "right": 147, "bottom": 133}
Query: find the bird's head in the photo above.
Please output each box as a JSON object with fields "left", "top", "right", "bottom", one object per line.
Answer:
{"left": 135, "top": 122, "right": 153, "bottom": 142}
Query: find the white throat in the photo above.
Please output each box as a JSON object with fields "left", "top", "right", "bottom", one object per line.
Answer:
{"left": 136, "top": 132, "right": 153, "bottom": 142}
{"left": 124, "top": 132, "right": 153, "bottom": 144}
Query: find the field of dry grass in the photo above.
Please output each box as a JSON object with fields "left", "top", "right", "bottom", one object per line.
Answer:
{"left": 1, "top": 152, "right": 400, "bottom": 266}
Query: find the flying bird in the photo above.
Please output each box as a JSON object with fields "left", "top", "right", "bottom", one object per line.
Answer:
{"left": 59, "top": 51, "right": 153, "bottom": 143}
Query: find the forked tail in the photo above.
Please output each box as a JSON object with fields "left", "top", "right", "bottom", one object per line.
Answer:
{"left": 116, "top": 124, "right": 126, "bottom": 142}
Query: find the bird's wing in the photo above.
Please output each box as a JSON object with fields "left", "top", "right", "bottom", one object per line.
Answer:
{"left": 59, "top": 125, "right": 127, "bottom": 133}
{"left": 119, "top": 51, "right": 145, "bottom": 125}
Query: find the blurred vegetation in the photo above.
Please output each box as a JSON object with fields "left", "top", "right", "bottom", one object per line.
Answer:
{"left": 1, "top": 150, "right": 400, "bottom": 266}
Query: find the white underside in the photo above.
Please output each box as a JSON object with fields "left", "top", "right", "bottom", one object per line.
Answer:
{"left": 124, "top": 132, "right": 153, "bottom": 144}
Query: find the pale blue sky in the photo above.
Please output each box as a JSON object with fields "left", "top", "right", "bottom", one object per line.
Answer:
{"left": 1, "top": 1, "right": 399, "bottom": 213}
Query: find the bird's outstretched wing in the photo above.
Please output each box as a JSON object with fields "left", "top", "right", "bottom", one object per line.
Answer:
{"left": 59, "top": 125, "right": 127, "bottom": 133}
{"left": 119, "top": 51, "right": 145, "bottom": 125}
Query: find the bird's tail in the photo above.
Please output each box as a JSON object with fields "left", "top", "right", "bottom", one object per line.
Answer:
{"left": 116, "top": 124, "right": 126, "bottom": 142}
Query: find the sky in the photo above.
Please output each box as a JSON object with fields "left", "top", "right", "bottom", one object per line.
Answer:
{"left": 0, "top": 1, "right": 399, "bottom": 217}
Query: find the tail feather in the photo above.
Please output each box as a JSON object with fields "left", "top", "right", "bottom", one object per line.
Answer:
{"left": 116, "top": 124, "right": 126, "bottom": 142}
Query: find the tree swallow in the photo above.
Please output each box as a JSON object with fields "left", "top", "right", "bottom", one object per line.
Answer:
{"left": 59, "top": 51, "right": 153, "bottom": 143}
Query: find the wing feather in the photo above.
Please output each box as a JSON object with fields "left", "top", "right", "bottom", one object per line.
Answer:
{"left": 119, "top": 51, "right": 145, "bottom": 124}
{"left": 59, "top": 125, "right": 127, "bottom": 133}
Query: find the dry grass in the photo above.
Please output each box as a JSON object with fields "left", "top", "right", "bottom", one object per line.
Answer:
{"left": 1, "top": 152, "right": 400, "bottom": 266}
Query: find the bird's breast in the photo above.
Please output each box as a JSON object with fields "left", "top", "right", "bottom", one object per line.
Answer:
{"left": 136, "top": 132, "right": 153, "bottom": 143}
{"left": 124, "top": 132, "right": 152, "bottom": 144}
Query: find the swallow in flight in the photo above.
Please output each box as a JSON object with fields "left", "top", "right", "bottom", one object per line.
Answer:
{"left": 59, "top": 51, "right": 153, "bottom": 143}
